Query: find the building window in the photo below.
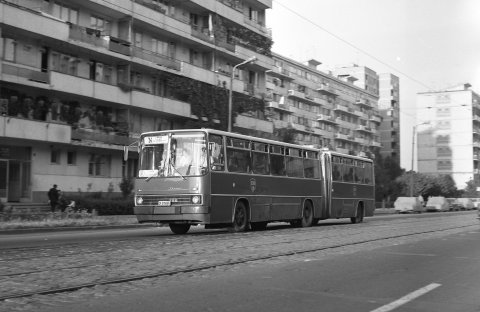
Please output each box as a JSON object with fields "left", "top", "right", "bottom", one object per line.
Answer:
{"left": 52, "top": 2, "right": 78, "bottom": 24}
{"left": 88, "top": 154, "right": 110, "bottom": 176}
{"left": 4, "top": 38, "right": 16, "bottom": 62}
{"left": 51, "top": 149, "right": 61, "bottom": 164}
{"left": 437, "top": 160, "right": 452, "bottom": 170}
{"left": 90, "top": 15, "right": 111, "bottom": 34}
{"left": 67, "top": 151, "right": 77, "bottom": 165}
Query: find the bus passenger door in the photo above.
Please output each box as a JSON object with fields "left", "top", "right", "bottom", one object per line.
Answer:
{"left": 322, "top": 153, "right": 332, "bottom": 218}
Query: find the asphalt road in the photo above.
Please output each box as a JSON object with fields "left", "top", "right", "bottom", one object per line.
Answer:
{"left": 46, "top": 228, "right": 480, "bottom": 312}
{"left": 1, "top": 212, "right": 478, "bottom": 312}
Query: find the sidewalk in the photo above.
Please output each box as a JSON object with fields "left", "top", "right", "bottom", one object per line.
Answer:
{"left": 1, "top": 209, "right": 396, "bottom": 234}
{"left": 0, "top": 215, "right": 154, "bottom": 235}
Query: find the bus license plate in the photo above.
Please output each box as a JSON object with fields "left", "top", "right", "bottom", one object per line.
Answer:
{"left": 157, "top": 200, "right": 171, "bottom": 206}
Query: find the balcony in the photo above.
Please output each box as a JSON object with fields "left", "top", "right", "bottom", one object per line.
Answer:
{"left": 191, "top": 27, "right": 215, "bottom": 44}
{"left": 288, "top": 122, "right": 315, "bottom": 134}
{"left": 288, "top": 90, "right": 320, "bottom": 105}
{"left": 71, "top": 128, "right": 133, "bottom": 146}
{"left": 0, "top": 1, "right": 69, "bottom": 41}
{"left": 132, "top": 2, "right": 191, "bottom": 37}
{"left": 266, "top": 66, "right": 293, "bottom": 80}
{"left": 317, "top": 114, "right": 338, "bottom": 125}
{"left": 131, "top": 91, "right": 191, "bottom": 117}
{"left": 266, "top": 101, "right": 293, "bottom": 113}
{"left": 334, "top": 133, "right": 356, "bottom": 142}
{"left": 50, "top": 71, "right": 130, "bottom": 105}
{"left": 369, "top": 140, "right": 382, "bottom": 147}
{"left": 69, "top": 24, "right": 109, "bottom": 49}
{"left": 355, "top": 99, "right": 372, "bottom": 108}
{"left": 0, "top": 116, "right": 71, "bottom": 143}
{"left": 235, "top": 114, "right": 273, "bottom": 133}
{"left": 132, "top": 47, "right": 181, "bottom": 71}
{"left": 355, "top": 137, "right": 369, "bottom": 145}
{"left": 316, "top": 84, "right": 339, "bottom": 97}
{"left": 356, "top": 125, "right": 374, "bottom": 133}
{"left": 369, "top": 114, "right": 382, "bottom": 123}
{"left": 2, "top": 62, "right": 49, "bottom": 84}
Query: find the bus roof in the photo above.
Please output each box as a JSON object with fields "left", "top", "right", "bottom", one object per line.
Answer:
{"left": 141, "top": 128, "right": 320, "bottom": 152}
{"left": 325, "top": 150, "right": 374, "bottom": 163}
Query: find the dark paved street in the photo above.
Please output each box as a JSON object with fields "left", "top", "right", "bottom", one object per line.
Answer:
{"left": 0, "top": 212, "right": 478, "bottom": 311}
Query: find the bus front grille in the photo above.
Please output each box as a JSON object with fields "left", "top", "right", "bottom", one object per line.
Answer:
{"left": 137, "top": 195, "right": 194, "bottom": 206}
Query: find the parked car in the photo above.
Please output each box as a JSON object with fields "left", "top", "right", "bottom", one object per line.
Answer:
{"left": 455, "top": 198, "right": 475, "bottom": 210}
{"left": 446, "top": 198, "right": 459, "bottom": 211}
{"left": 394, "top": 197, "right": 424, "bottom": 213}
{"left": 425, "top": 196, "right": 450, "bottom": 212}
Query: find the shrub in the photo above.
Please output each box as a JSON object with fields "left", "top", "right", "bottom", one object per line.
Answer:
{"left": 66, "top": 194, "right": 134, "bottom": 215}
{"left": 119, "top": 176, "right": 134, "bottom": 198}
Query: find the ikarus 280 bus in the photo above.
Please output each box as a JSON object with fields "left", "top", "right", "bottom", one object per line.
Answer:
{"left": 125, "top": 128, "right": 375, "bottom": 234}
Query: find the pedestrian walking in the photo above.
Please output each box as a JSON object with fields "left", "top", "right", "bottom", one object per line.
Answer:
{"left": 48, "top": 184, "right": 60, "bottom": 212}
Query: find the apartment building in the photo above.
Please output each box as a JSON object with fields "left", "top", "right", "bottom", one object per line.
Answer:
{"left": 0, "top": 0, "right": 273, "bottom": 202}
{"left": 416, "top": 83, "right": 480, "bottom": 189}
{"left": 378, "top": 73, "right": 400, "bottom": 162}
{"left": 265, "top": 54, "right": 382, "bottom": 156}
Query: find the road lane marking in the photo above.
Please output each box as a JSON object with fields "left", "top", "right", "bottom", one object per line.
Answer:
{"left": 370, "top": 283, "right": 441, "bottom": 312}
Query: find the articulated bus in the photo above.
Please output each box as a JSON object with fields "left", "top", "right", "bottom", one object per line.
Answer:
{"left": 125, "top": 128, "right": 375, "bottom": 234}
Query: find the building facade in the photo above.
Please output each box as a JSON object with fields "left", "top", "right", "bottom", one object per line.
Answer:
{"left": 0, "top": 0, "right": 394, "bottom": 204}
{"left": 416, "top": 83, "right": 480, "bottom": 189}
{"left": 265, "top": 54, "right": 382, "bottom": 156}
{"left": 378, "top": 73, "right": 400, "bottom": 162}
{"left": 0, "top": 0, "right": 273, "bottom": 202}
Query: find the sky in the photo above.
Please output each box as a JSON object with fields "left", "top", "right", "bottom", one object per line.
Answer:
{"left": 266, "top": 0, "right": 480, "bottom": 169}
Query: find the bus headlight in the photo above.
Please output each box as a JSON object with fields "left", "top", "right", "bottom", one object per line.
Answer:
{"left": 191, "top": 195, "right": 201, "bottom": 204}
{"left": 136, "top": 196, "right": 144, "bottom": 205}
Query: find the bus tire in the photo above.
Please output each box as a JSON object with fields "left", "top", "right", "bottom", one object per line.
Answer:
{"left": 292, "top": 201, "right": 314, "bottom": 228}
{"left": 351, "top": 204, "right": 364, "bottom": 224}
{"left": 251, "top": 221, "right": 268, "bottom": 231}
{"left": 300, "top": 200, "right": 314, "bottom": 227}
{"left": 169, "top": 223, "right": 191, "bottom": 234}
{"left": 229, "top": 201, "right": 248, "bottom": 232}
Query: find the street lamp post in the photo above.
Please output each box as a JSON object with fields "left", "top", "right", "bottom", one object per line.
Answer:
{"left": 410, "top": 121, "right": 429, "bottom": 196}
{"left": 228, "top": 56, "right": 256, "bottom": 132}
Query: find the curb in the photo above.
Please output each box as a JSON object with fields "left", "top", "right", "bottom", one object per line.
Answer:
{"left": 0, "top": 223, "right": 155, "bottom": 235}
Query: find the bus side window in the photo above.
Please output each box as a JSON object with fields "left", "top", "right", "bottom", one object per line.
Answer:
{"left": 364, "top": 163, "right": 372, "bottom": 184}
{"left": 252, "top": 142, "right": 269, "bottom": 175}
{"left": 270, "top": 145, "right": 285, "bottom": 176}
{"left": 286, "top": 148, "right": 303, "bottom": 177}
{"left": 209, "top": 135, "right": 224, "bottom": 171}
{"left": 356, "top": 163, "right": 365, "bottom": 183}
{"left": 303, "top": 150, "right": 320, "bottom": 179}
{"left": 332, "top": 163, "right": 341, "bottom": 181}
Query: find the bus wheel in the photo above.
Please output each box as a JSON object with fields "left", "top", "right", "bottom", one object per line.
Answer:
{"left": 351, "top": 204, "right": 364, "bottom": 224}
{"left": 300, "top": 201, "right": 314, "bottom": 227}
{"left": 169, "top": 223, "right": 191, "bottom": 234}
{"left": 251, "top": 221, "right": 267, "bottom": 231}
{"left": 229, "top": 201, "right": 248, "bottom": 232}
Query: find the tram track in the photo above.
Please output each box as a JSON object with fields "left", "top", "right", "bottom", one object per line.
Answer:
{"left": 0, "top": 221, "right": 477, "bottom": 302}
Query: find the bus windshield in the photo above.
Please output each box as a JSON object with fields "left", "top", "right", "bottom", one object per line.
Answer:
{"left": 139, "top": 132, "right": 207, "bottom": 178}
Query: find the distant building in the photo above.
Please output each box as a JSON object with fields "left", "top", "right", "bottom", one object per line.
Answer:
{"left": 416, "top": 83, "right": 480, "bottom": 189}
{"left": 265, "top": 55, "right": 382, "bottom": 156}
{"left": 378, "top": 73, "right": 400, "bottom": 163}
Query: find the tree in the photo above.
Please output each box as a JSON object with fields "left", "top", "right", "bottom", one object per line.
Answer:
{"left": 119, "top": 176, "right": 134, "bottom": 198}
{"left": 463, "top": 179, "right": 478, "bottom": 198}
{"left": 396, "top": 172, "right": 460, "bottom": 200}
{"left": 374, "top": 153, "right": 404, "bottom": 205}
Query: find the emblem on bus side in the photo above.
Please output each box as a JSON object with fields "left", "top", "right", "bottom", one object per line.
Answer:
{"left": 250, "top": 178, "right": 256, "bottom": 193}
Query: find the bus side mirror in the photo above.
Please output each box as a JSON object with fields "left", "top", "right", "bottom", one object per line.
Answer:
{"left": 123, "top": 146, "right": 128, "bottom": 162}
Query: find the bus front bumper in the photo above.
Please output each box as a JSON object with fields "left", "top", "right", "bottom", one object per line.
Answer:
{"left": 134, "top": 205, "right": 209, "bottom": 223}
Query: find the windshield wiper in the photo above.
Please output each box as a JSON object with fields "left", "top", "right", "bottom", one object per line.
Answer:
{"left": 170, "top": 159, "right": 186, "bottom": 180}
{"left": 145, "top": 169, "right": 159, "bottom": 182}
